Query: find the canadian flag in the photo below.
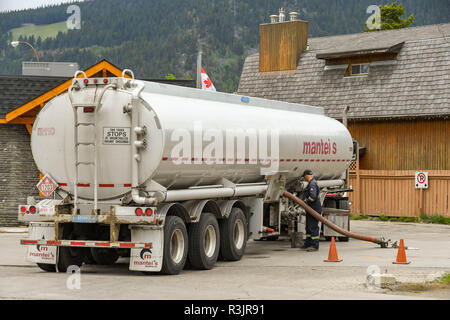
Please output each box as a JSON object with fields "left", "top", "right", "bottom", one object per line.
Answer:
{"left": 201, "top": 67, "right": 216, "bottom": 91}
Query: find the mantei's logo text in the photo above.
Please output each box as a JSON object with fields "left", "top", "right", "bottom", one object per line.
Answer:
{"left": 303, "top": 139, "right": 337, "bottom": 155}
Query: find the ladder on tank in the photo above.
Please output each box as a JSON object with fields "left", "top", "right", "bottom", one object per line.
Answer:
{"left": 68, "top": 71, "right": 117, "bottom": 215}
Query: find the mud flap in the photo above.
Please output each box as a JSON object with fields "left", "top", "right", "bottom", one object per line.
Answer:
{"left": 129, "top": 225, "right": 163, "bottom": 272}
{"left": 27, "top": 222, "right": 57, "bottom": 264}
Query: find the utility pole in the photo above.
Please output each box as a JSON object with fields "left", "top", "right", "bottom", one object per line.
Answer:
{"left": 196, "top": 50, "right": 202, "bottom": 89}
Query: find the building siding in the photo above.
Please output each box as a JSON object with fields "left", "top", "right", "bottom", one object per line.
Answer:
{"left": 0, "top": 125, "right": 39, "bottom": 226}
{"left": 348, "top": 118, "right": 449, "bottom": 170}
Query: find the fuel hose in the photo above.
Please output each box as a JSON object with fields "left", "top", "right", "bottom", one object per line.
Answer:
{"left": 282, "top": 190, "right": 388, "bottom": 247}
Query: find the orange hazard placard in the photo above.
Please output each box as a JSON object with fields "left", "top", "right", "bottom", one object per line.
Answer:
{"left": 36, "top": 174, "right": 58, "bottom": 197}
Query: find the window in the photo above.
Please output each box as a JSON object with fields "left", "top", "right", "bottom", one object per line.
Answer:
{"left": 350, "top": 63, "right": 370, "bottom": 76}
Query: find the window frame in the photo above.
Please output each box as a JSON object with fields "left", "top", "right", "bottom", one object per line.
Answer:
{"left": 349, "top": 63, "right": 370, "bottom": 76}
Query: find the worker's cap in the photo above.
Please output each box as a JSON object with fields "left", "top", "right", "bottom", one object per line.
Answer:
{"left": 302, "top": 170, "right": 313, "bottom": 177}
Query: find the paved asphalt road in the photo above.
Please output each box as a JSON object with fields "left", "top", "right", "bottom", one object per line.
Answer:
{"left": 0, "top": 220, "right": 449, "bottom": 300}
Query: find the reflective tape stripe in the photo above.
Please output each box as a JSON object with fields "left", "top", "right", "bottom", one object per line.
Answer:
{"left": 70, "top": 241, "right": 86, "bottom": 246}
{"left": 311, "top": 236, "right": 320, "bottom": 240}
{"left": 305, "top": 234, "right": 311, "bottom": 238}
{"left": 77, "top": 184, "right": 90, "bottom": 187}
{"left": 94, "top": 242, "right": 110, "bottom": 247}
{"left": 57, "top": 183, "right": 133, "bottom": 188}
{"left": 119, "top": 243, "right": 135, "bottom": 248}
{"left": 21, "top": 240, "right": 37, "bottom": 244}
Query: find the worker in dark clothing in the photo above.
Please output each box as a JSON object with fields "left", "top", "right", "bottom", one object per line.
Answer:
{"left": 301, "top": 170, "right": 322, "bottom": 252}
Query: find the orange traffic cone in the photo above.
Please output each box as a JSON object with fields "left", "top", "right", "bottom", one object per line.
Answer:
{"left": 393, "top": 239, "right": 410, "bottom": 264}
{"left": 324, "top": 237, "right": 343, "bottom": 262}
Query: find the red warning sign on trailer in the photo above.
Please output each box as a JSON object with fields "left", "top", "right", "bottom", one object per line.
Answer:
{"left": 415, "top": 172, "right": 428, "bottom": 189}
{"left": 36, "top": 174, "right": 58, "bottom": 197}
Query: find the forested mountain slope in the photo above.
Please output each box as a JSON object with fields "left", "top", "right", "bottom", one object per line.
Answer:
{"left": 0, "top": 0, "right": 448, "bottom": 92}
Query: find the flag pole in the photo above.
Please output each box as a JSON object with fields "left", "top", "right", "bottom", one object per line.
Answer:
{"left": 196, "top": 50, "right": 202, "bottom": 89}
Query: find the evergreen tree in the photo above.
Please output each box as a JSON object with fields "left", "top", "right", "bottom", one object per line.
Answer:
{"left": 365, "top": 2, "right": 415, "bottom": 32}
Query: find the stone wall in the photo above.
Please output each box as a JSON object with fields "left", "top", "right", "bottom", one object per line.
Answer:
{"left": 0, "top": 124, "right": 40, "bottom": 226}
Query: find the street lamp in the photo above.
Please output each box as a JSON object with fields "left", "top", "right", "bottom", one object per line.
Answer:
{"left": 11, "top": 41, "right": 40, "bottom": 62}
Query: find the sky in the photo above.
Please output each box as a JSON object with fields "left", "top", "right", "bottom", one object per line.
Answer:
{"left": 0, "top": 0, "right": 84, "bottom": 13}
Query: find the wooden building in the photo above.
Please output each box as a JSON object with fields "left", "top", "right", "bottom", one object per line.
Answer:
{"left": 238, "top": 20, "right": 450, "bottom": 217}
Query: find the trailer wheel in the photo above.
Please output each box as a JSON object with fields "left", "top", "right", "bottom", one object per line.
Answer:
{"left": 83, "top": 250, "right": 97, "bottom": 265}
{"left": 37, "top": 263, "right": 56, "bottom": 272}
{"left": 57, "top": 246, "right": 87, "bottom": 272}
{"left": 219, "top": 208, "right": 247, "bottom": 261}
{"left": 265, "top": 235, "right": 279, "bottom": 241}
{"left": 90, "top": 248, "right": 119, "bottom": 265}
{"left": 160, "top": 215, "right": 188, "bottom": 275}
{"left": 188, "top": 212, "right": 220, "bottom": 270}
{"left": 57, "top": 228, "right": 88, "bottom": 272}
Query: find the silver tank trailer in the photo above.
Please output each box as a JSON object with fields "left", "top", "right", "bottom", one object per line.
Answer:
{"left": 31, "top": 77, "right": 353, "bottom": 201}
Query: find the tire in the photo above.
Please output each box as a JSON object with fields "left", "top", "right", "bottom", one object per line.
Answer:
{"left": 188, "top": 212, "right": 220, "bottom": 270}
{"left": 160, "top": 215, "right": 189, "bottom": 275}
{"left": 265, "top": 235, "right": 279, "bottom": 241}
{"left": 83, "top": 250, "right": 97, "bottom": 265}
{"left": 57, "top": 246, "right": 87, "bottom": 272}
{"left": 219, "top": 208, "right": 248, "bottom": 261}
{"left": 90, "top": 248, "right": 119, "bottom": 265}
{"left": 37, "top": 263, "right": 56, "bottom": 272}
{"left": 57, "top": 227, "right": 88, "bottom": 272}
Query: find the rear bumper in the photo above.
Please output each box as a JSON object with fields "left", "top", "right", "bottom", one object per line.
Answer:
{"left": 18, "top": 205, "right": 162, "bottom": 225}
{"left": 22, "top": 222, "right": 163, "bottom": 272}
{"left": 21, "top": 239, "right": 152, "bottom": 249}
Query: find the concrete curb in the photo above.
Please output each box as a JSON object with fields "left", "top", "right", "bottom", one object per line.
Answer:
{"left": 0, "top": 227, "right": 29, "bottom": 233}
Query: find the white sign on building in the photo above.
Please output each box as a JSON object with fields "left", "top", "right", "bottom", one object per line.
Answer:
{"left": 415, "top": 171, "right": 428, "bottom": 189}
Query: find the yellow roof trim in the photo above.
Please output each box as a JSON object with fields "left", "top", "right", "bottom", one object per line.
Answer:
{"left": 5, "top": 60, "right": 128, "bottom": 123}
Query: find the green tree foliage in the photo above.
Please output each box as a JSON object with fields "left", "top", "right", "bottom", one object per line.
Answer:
{"left": 365, "top": 2, "right": 415, "bottom": 31}
{"left": 0, "top": 0, "right": 447, "bottom": 92}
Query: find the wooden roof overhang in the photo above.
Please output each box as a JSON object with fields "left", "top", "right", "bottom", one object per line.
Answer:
{"left": 0, "top": 60, "right": 130, "bottom": 133}
{"left": 316, "top": 42, "right": 404, "bottom": 60}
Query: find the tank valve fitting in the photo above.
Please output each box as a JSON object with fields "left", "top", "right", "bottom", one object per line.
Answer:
{"left": 134, "top": 126, "right": 147, "bottom": 136}
{"left": 134, "top": 139, "right": 147, "bottom": 149}
{"left": 123, "top": 103, "right": 132, "bottom": 114}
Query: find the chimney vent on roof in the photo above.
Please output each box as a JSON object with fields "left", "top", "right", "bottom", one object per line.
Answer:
{"left": 289, "top": 12, "right": 299, "bottom": 21}
{"left": 259, "top": 11, "right": 308, "bottom": 73}
{"left": 278, "top": 8, "right": 285, "bottom": 22}
{"left": 270, "top": 14, "right": 278, "bottom": 24}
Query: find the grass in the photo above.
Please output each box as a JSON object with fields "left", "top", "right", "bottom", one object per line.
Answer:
{"left": 420, "top": 214, "right": 450, "bottom": 224}
{"left": 392, "top": 273, "right": 450, "bottom": 293}
{"left": 351, "top": 213, "right": 449, "bottom": 224}
{"left": 10, "top": 21, "right": 68, "bottom": 41}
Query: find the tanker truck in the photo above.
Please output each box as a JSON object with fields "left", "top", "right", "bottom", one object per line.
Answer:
{"left": 18, "top": 70, "right": 356, "bottom": 275}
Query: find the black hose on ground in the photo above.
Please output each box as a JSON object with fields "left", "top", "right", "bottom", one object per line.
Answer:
{"left": 282, "top": 190, "right": 389, "bottom": 247}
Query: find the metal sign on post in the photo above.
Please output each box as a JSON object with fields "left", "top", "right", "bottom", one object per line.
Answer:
{"left": 36, "top": 174, "right": 58, "bottom": 197}
{"left": 415, "top": 171, "right": 428, "bottom": 189}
